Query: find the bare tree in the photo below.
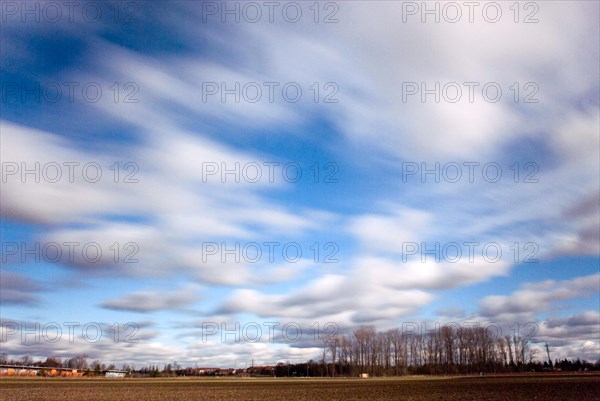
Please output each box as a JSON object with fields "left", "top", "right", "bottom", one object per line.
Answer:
{"left": 506, "top": 335, "right": 515, "bottom": 367}
{"left": 320, "top": 343, "right": 328, "bottom": 377}
{"left": 441, "top": 325, "right": 456, "bottom": 373}
{"left": 20, "top": 355, "right": 34, "bottom": 366}
{"left": 327, "top": 334, "right": 340, "bottom": 377}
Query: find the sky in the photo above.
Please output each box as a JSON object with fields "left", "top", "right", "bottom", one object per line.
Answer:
{"left": 0, "top": 1, "right": 599, "bottom": 368}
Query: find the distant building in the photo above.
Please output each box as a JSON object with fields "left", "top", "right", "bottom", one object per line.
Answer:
{"left": 105, "top": 370, "right": 127, "bottom": 378}
{"left": 0, "top": 365, "right": 84, "bottom": 377}
{"left": 0, "top": 367, "right": 37, "bottom": 376}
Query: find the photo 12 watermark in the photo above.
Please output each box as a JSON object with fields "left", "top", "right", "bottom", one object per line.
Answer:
{"left": 200, "top": 2, "right": 340, "bottom": 23}
{"left": 401, "top": 241, "right": 540, "bottom": 263}
{"left": 1, "top": 322, "right": 140, "bottom": 344}
{"left": 400, "top": 2, "right": 540, "bottom": 24}
{"left": 200, "top": 81, "right": 339, "bottom": 104}
{"left": 401, "top": 82, "right": 539, "bottom": 104}
{"left": 395, "top": 321, "right": 539, "bottom": 339}
{"left": 401, "top": 162, "right": 539, "bottom": 184}
{"left": 200, "top": 161, "right": 339, "bottom": 184}
{"left": 200, "top": 321, "right": 339, "bottom": 344}
{"left": 1, "top": 1, "right": 139, "bottom": 24}
{"left": 200, "top": 241, "right": 339, "bottom": 264}
{"left": 1, "top": 241, "right": 140, "bottom": 264}
{"left": 1, "top": 82, "right": 139, "bottom": 104}
{"left": 1, "top": 161, "right": 140, "bottom": 184}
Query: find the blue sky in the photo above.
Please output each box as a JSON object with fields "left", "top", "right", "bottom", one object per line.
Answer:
{"left": 1, "top": 1, "right": 599, "bottom": 367}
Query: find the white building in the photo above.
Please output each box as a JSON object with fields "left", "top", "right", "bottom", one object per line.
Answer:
{"left": 105, "top": 370, "right": 127, "bottom": 378}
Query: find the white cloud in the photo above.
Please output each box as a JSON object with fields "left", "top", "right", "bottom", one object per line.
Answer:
{"left": 101, "top": 285, "right": 200, "bottom": 313}
{"left": 0, "top": 271, "right": 45, "bottom": 306}
{"left": 480, "top": 273, "right": 600, "bottom": 320}
{"left": 214, "top": 251, "right": 511, "bottom": 329}
{"left": 347, "top": 208, "right": 433, "bottom": 254}
{"left": 537, "top": 311, "right": 600, "bottom": 361}
{"left": 1, "top": 121, "right": 331, "bottom": 282}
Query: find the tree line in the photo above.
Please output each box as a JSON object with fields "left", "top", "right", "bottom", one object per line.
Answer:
{"left": 2, "top": 325, "right": 599, "bottom": 377}
{"left": 0, "top": 354, "right": 126, "bottom": 373}
{"left": 297, "top": 325, "right": 600, "bottom": 377}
